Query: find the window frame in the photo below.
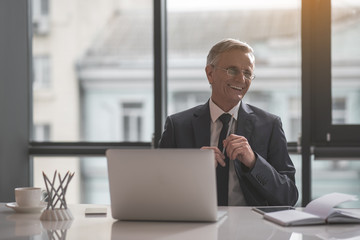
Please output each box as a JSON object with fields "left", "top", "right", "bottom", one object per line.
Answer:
{"left": 0, "top": 0, "right": 31, "bottom": 202}
{"left": 306, "top": 0, "right": 360, "bottom": 152}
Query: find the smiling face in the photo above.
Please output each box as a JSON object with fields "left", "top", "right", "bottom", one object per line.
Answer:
{"left": 205, "top": 49, "right": 255, "bottom": 112}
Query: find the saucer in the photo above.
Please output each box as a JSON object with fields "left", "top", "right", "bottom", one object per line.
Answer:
{"left": 6, "top": 202, "right": 47, "bottom": 213}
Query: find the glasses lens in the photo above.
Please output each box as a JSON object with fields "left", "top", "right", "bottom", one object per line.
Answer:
{"left": 226, "top": 68, "right": 238, "bottom": 77}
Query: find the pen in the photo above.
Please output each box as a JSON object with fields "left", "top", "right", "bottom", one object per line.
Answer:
{"left": 222, "top": 114, "right": 234, "bottom": 154}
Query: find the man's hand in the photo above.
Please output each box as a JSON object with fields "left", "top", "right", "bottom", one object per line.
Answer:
{"left": 201, "top": 146, "right": 226, "bottom": 167}
{"left": 223, "top": 134, "right": 256, "bottom": 169}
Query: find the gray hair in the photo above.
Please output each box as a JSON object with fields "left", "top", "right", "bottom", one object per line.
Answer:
{"left": 206, "top": 38, "right": 255, "bottom": 66}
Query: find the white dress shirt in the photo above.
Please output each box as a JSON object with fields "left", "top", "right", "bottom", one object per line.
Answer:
{"left": 209, "top": 98, "right": 247, "bottom": 206}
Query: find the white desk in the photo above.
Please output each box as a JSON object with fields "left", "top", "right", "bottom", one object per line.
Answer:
{"left": 1, "top": 203, "right": 360, "bottom": 240}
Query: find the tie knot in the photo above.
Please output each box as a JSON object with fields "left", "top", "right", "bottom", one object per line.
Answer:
{"left": 219, "top": 113, "right": 232, "bottom": 125}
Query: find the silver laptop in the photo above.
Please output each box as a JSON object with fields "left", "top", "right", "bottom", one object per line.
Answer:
{"left": 106, "top": 148, "right": 226, "bottom": 222}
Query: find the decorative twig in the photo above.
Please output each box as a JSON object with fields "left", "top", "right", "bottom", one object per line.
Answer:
{"left": 42, "top": 170, "right": 75, "bottom": 210}
{"left": 52, "top": 171, "right": 70, "bottom": 208}
{"left": 50, "top": 170, "right": 57, "bottom": 209}
{"left": 60, "top": 172, "right": 75, "bottom": 209}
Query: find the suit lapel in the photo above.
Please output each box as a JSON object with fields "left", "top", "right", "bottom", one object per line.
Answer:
{"left": 190, "top": 101, "right": 255, "bottom": 148}
{"left": 236, "top": 102, "right": 256, "bottom": 145}
{"left": 192, "top": 102, "right": 211, "bottom": 148}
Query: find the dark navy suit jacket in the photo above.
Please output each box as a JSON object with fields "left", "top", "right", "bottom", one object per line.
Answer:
{"left": 159, "top": 100, "right": 299, "bottom": 206}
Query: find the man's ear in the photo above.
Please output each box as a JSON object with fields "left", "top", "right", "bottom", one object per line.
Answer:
{"left": 205, "top": 65, "right": 214, "bottom": 84}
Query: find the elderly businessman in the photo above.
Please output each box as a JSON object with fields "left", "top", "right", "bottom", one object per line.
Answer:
{"left": 159, "top": 38, "right": 298, "bottom": 206}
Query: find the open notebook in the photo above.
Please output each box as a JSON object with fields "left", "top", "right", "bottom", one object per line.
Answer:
{"left": 106, "top": 148, "right": 227, "bottom": 222}
{"left": 263, "top": 192, "right": 360, "bottom": 226}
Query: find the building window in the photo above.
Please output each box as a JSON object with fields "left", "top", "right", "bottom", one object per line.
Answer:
{"left": 32, "top": 0, "right": 50, "bottom": 35}
{"left": 122, "top": 102, "right": 143, "bottom": 142}
{"left": 33, "top": 55, "right": 51, "bottom": 89}
{"left": 332, "top": 97, "right": 346, "bottom": 124}
{"left": 33, "top": 124, "right": 51, "bottom": 141}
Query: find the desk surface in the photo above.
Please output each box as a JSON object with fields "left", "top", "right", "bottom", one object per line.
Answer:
{"left": 1, "top": 203, "right": 360, "bottom": 240}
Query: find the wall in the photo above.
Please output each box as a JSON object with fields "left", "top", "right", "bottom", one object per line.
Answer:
{"left": 0, "top": 0, "right": 30, "bottom": 202}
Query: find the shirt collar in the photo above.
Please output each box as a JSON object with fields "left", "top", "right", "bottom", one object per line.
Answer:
{"left": 209, "top": 98, "right": 240, "bottom": 123}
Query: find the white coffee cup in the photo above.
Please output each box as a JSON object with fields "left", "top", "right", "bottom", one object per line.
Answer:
{"left": 15, "top": 187, "right": 42, "bottom": 207}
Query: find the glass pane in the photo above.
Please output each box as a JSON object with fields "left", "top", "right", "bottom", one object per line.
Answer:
{"left": 32, "top": 0, "right": 154, "bottom": 142}
{"left": 80, "top": 157, "right": 109, "bottom": 204}
{"left": 312, "top": 158, "right": 360, "bottom": 208}
{"left": 167, "top": 0, "right": 301, "bottom": 142}
{"left": 331, "top": 0, "right": 360, "bottom": 124}
{"left": 33, "top": 157, "right": 82, "bottom": 204}
{"left": 33, "top": 156, "right": 110, "bottom": 204}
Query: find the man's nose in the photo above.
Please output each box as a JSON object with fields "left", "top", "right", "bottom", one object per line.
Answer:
{"left": 234, "top": 72, "right": 246, "bottom": 82}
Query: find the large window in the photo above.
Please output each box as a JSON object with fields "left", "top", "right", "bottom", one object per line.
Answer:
{"left": 303, "top": 0, "right": 360, "bottom": 206}
{"left": 10, "top": 0, "right": 354, "bottom": 205}
{"left": 311, "top": 0, "right": 360, "bottom": 144}
{"left": 31, "top": 0, "right": 154, "bottom": 203}
{"left": 32, "top": 0, "right": 154, "bottom": 143}
{"left": 31, "top": 0, "right": 303, "bottom": 204}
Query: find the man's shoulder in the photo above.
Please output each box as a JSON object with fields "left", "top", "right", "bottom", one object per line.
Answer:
{"left": 243, "top": 102, "right": 280, "bottom": 120}
{"left": 170, "top": 103, "right": 208, "bottom": 120}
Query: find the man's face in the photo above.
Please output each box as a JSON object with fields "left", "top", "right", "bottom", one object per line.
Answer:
{"left": 206, "top": 49, "right": 255, "bottom": 111}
